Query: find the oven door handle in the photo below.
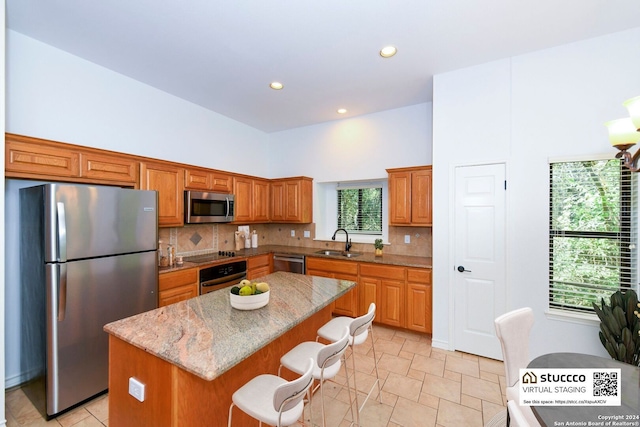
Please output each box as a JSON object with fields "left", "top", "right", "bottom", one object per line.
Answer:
{"left": 201, "top": 271, "right": 247, "bottom": 287}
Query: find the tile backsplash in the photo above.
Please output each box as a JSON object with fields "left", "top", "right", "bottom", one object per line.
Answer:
{"left": 159, "top": 223, "right": 432, "bottom": 257}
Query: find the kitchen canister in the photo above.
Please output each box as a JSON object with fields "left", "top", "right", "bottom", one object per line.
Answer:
{"left": 251, "top": 231, "right": 258, "bottom": 248}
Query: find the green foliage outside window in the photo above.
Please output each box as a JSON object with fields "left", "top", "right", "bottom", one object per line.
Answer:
{"left": 549, "top": 159, "right": 636, "bottom": 312}
{"left": 337, "top": 187, "right": 382, "bottom": 235}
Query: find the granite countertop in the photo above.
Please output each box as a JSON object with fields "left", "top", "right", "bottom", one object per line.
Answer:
{"left": 159, "top": 244, "right": 432, "bottom": 274}
{"left": 104, "top": 271, "right": 355, "bottom": 381}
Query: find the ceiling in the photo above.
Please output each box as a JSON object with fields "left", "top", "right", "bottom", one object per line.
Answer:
{"left": 7, "top": 1, "right": 640, "bottom": 133}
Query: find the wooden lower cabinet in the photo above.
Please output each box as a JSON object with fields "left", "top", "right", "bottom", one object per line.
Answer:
{"left": 108, "top": 305, "right": 333, "bottom": 426}
{"left": 247, "top": 254, "right": 272, "bottom": 279}
{"left": 158, "top": 268, "right": 198, "bottom": 307}
{"left": 406, "top": 268, "right": 432, "bottom": 333}
{"left": 306, "top": 257, "right": 359, "bottom": 317}
{"left": 359, "top": 263, "right": 406, "bottom": 328}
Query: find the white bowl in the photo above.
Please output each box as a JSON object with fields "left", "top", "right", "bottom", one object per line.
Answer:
{"left": 230, "top": 290, "right": 270, "bottom": 310}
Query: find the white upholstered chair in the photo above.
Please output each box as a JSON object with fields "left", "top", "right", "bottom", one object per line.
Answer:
{"left": 494, "top": 307, "right": 540, "bottom": 427}
{"left": 316, "top": 303, "right": 381, "bottom": 426}
{"left": 228, "top": 357, "right": 314, "bottom": 427}
{"left": 279, "top": 326, "right": 352, "bottom": 427}
{"left": 507, "top": 400, "right": 533, "bottom": 427}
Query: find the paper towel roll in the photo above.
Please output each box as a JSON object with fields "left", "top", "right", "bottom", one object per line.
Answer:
{"left": 251, "top": 232, "right": 258, "bottom": 248}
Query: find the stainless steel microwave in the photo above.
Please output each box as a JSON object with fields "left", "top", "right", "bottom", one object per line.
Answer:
{"left": 184, "top": 191, "right": 235, "bottom": 223}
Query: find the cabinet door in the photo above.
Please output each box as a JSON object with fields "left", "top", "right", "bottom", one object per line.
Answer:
{"left": 411, "top": 168, "right": 432, "bottom": 226}
{"left": 6, "top": 138, "right": 80, "bottom": 178}
{"left": 270, "top": 182, "right": 286, "bottom": 222}
{"left": 158, "top": 284, "right": 198, "bottom": 307}
{"left": 140, "top": 162, "right": 184, "bottom": 227}
{"left": 158, "top": 268, "right": 198, "bottom": 307}
{"left": 210, "top": 172, "right": 232, "bottom": 193}
{"left": 407, "top": 268, "right": 432, "bottom": 333}
{"left": 253, "top": 179, "right": 270, "bottom": 222}
{"left": 184, "top": 168, "right": 211, "bottom": 190}
{"left": 380, "top": 279, "right": 405, "bottom": 328}
{"left": 388, "top": 171, "right": 411, "bottom": 225}
{"left": 233, "top": 176, "right": 253, "bottom": 222}
{"left": 81, "top": 152, "right": 138, "bottom": 184}
{"left": 247, "top": 254, "right": 272, "bottom": 279}
{"left": 359, "top": 276, "right": 380, "bottom": 319}
{"left": 306, "top": 257, "right": 359, "bottom": 317}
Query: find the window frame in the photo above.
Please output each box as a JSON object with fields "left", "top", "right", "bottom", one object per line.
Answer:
{"left": 548, "top": 156, "right": 637, "bottom": 315}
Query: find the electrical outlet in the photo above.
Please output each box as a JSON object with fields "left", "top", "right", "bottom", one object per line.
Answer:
{"left": 404, "top": 235, "right": 411, "bottom": 244}
{"left": 290, "top": 230, "right": 295, "bottom": 237}
{"left": 129, "top": 377, "right": 146, "bottom": 402}
{"left": 304, "top": 230, "right": 310, "bottom": 238}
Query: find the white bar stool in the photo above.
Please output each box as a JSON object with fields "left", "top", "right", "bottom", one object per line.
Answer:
{"left": 316, "top": 303, "right": 381, "bottom": 426}
{"left": 278, "top": 326, "right": 353, "bottom": 427}
{"left": 228, "top": 357, "right": 314, "bottom": 427}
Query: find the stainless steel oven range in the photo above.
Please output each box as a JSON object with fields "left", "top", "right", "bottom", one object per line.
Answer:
{"left": 182, "top": 252, "right": 248, "bottom": 295}
{"left": 198, "top": 259, "right": 247, "bottom": 295}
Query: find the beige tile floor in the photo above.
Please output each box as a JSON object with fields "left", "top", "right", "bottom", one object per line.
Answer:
{"left": 5, "top": 324, "right": 508, "bottom": 427}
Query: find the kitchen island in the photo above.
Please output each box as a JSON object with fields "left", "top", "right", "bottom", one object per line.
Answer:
{"left": 104, "top": 271, "right": 356, "bottom": 427}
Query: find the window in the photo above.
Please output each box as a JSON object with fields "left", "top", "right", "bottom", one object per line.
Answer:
{"left": 549, "top": 158, "right": 637, "bottom": 314}
{"left": 337, "top": 185, "right": 382, "bottom": 235}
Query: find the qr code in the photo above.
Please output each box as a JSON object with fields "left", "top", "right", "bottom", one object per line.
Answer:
{"left": 593, "top": 371, "right": 618, "bottom": 397}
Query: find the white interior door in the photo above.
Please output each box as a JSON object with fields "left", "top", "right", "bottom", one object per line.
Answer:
{"left": 454, "top": 163, "right": 506, "bottom": 360}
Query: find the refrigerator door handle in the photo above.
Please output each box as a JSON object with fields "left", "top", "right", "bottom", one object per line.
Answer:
{"left": 58, "top": 263, "right": 67, "bottom": 322}
{"left": 56, "top": 202, "right": 68, "bottom": 262}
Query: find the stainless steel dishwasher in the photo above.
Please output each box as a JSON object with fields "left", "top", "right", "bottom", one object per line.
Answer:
{"left": 273, "top": 253, "right": 306, "bottom": 274}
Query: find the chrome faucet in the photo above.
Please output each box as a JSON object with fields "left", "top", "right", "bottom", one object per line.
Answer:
{"left": 332, "top": 228, "right": 352, "bottom": 252}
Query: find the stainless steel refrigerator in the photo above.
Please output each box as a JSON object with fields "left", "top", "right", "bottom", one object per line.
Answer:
{"left": 19, "top": 183, "right": 158, "bottom": 418}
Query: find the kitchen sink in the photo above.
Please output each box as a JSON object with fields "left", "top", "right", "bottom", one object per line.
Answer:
{"left": 314, "top": 250, "right": 362, "bottom": 258}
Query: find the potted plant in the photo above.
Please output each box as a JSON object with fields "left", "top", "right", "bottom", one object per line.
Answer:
{"left": 374, "top": 239, "right": 384, "bottom": 256}
{"left": 592, "top": 289, "right": 639, "bottom": 366}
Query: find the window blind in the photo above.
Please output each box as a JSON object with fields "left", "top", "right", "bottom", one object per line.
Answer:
{"left": 549, "top": 159, "right": 637, "bottom": 313}
{"left": 337, "top": 186, "right": 382, "bottom": 234}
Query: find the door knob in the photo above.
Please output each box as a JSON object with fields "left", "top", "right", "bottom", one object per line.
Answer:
{"left": 457, "top": 265, "right": 471, "bottom": 273}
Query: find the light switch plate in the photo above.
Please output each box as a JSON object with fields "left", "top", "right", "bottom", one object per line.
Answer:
{"left": 290, "top": 230, "right": 295, "bottom": 237}
{"left": 404, "top": 235, "right": 411, "bottom": 244}
{"left": 129, "top": 377, "right": 146, "bottom": 402}
{"left": 304, "top": 230, "right": 310, "bottom": 238}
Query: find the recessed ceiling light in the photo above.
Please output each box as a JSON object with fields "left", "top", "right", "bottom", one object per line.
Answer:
{"left": 337, "top": 108, "right": 348, "bottom": 114}
{"left": 270, "top": 82, "right": 284, "bottom": 90}
{"left": 379, "top": 46, "right": 397, "bottom": 58}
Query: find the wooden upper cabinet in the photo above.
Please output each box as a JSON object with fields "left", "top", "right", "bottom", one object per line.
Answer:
{"left": 184, "top": 168, "right": 232, "bottom": 193}
{"left": 6, "top": 133, "right": 138, "bottom": 185}
{"left": 232, "top": 176, "right": 254, "bottom": 223}
{"left": 140, "top": 161, "right": 184, "bottom": 227}
{"left": 253, "top": 178, "right": 270, "bottom": 222}
{"left": 233, "top": 176, "right": 270, "bottom": 223}
{"left": 270, "top": 177, "right": 313, "bottom": 223}
{"left": 81, "top": 152, "right": 138, "bottom": 183}
{"left": 387, "top": 165, "right": 432, "bottom": 226}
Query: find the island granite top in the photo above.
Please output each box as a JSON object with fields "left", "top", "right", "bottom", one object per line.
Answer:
{"left": 103, "top": 271, "right": 355, "bottom": 381}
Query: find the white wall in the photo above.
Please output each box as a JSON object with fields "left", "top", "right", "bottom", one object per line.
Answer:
{"left": 267, "top": 103, "right": 432, "bottom": 182}
{"left": 1, "top": 0, "right": 6, "bottom": 422}
{"left": 6, "top": 31, "right": 270, "bottom": 176}
{"left": 433, "top": 27, "right": 640, "bottom": 359}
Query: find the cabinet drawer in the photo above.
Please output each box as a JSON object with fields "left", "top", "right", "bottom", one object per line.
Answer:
{"left": 359, "top": 263, "right": 405, "bottom": 280}
{"left": 6, "top": 139, "right": 80, "bottom": 178}
{"left": 159, "top": 268, "right": 198, "bottom": 291}
{"left": 407, "top": 268, "right": 431, "bottom": 284}
{"left": 306, "top": 257, "right": 358, "bottom": 275}
{"left": 248, "top": 254, "right": 271, "bottom": 269}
